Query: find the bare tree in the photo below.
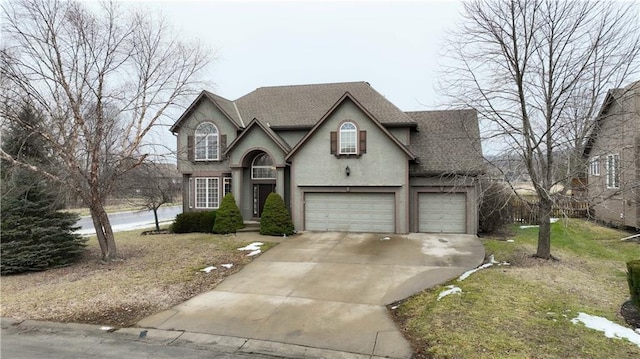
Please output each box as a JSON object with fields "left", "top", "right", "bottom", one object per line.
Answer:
{"left": 0, "top": 0, "right": 210, "bottom": 260}
{"left": 441, "top": 0, "right": 640, "bottom": 259}
{"left": 119, "top": 161, "right": 180, "bottom": 232}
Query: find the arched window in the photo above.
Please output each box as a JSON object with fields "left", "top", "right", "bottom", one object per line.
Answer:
{"left": 195, "top": 122, "right": 218, "bottom": 160}
{"left": 339, "top": 122, "right": 357, "bottom": 154}
{"left": 251, "top": 153, "right": 276, "bottom": 179}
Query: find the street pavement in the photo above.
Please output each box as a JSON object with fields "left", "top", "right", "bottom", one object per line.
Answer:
{"left": 0, "top": 318, "right": 282, "bottom": 359}
{"left": 76, "top": 205, "right": 182, "bottom": 235}
{"left": 138, "top": 231, "right": 485, "bottom": 359}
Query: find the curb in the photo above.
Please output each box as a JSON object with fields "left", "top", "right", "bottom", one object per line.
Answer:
{"left": 1, "top": 318, "right": 390, "bottom": 359}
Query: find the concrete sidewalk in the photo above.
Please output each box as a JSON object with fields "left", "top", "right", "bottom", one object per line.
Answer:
{"left": 138, "top": 232, "right": 485, "bottom": 359}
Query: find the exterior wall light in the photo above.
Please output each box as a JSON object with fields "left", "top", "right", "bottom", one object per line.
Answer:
{"left": 345, "top": 166, "right": 350, "bottom": 176}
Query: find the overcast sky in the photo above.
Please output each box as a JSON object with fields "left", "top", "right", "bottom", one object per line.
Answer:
{"left": 137, "top": 0, "right": 464, "bottom": 111}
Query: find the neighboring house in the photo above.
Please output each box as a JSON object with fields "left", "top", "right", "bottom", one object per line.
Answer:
{"left": 583, "top": 81, "right": 640, "bottom": 230}
{"left": 170, "top": 82, "right": 483, "bottom": 234}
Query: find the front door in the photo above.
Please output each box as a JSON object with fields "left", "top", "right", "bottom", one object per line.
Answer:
{"left": 253, "top": 183, "right": 275, "bottom": 217}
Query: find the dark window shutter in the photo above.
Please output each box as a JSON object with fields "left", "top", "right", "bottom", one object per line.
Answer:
{"left": 187, "top": 136, "right": 194, "bottom": 161}
{"left": 220, "top": 134, "right": 227, "bottom": 157}
{"left": 359, "top": 130, "right": 367, "bottom": 154}
{"left": 330, "top": 131, "right": 337, "bottom": 154}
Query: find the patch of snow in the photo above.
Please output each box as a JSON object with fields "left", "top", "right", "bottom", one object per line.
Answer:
{"left": 391, "top": 305, "right": 399, "bottom": 310}
{"left": 221, "top": 264, "right": 233, "bottom": 269}
{"left": 458, "top": 255, "right": 508, "bottom": 281}
{"left": 506, "top": 239, "right": 515, "bottom": 243}
{"left": 100, "top": 326, "right": 113, "bottom": 331}
{"left": 380, "top": 236, "right": 391, "bottom": 241}
{"left": 247, "top": 249, "right": 261, "bottom": 256}
{"left": 571, "top": 312, "right": 640, "bottom": 348}
{"left": 200, "top": 266, "right": 216, "bottom": 273}
{"left": 520, "top": 225, "right": 539, "bottom": 229}
{"left": 437, "top": 285, "right": 462, "bottom": 301}
{"left": 237, "top": 242, "right": 264, "bottom": 251}
{"left": 550, "top": 218, "right": 559, "bottom": 223}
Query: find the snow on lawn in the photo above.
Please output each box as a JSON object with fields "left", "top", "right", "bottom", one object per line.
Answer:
{"left": 458, "top": 255, "right": 510, "bottom": 281}
{"left": 200, "top": 266, "right": 217, "bottom": 273}
{"left": 238, "top": 242, "right": 264, "bottom": 256}
{"left": 221, "top": 264, "right": 234, "bottom": 269}
{"left": 519, "top": 218, "right": 559, "bottom": 229}
{"left": 437, "top": 285, "right": 462, "bottom": 301}
{"left": 571, "top": 312, "right": 640, "bottom": 348}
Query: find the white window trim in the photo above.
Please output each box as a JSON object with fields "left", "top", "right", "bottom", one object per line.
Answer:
{"left": 589, "top": 157, "right": 600, "bottom": 176}
{"left": 251, "top": 154, "right": 276, "bottom": 180}
{"left": 339, "top": 121, "right": 358, "bottom": 155}
{"left": 223, "top": 177, "right": 232, "bottom": 197}
{"left": 606, "top": 154, "right": 620, "bottom": 189}
{"left": 195, "top": 177, "right": 220, "bottom": 208}
{"left": 194, "top": 122, "right": 219, "bottom": 161}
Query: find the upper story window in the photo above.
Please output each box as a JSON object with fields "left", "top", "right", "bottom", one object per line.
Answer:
{"left": 339, "top": 122, "right": 357, "bottom": 154}
{"left": 252, "top": 153, "right": 276, "bottom": 179}
{"left": 195, "top": 122, "right": 218, "bottom": 161}
{"left": 606, "top": 154, "right": 619, "bottom": 189}
{"left": 589, "top": 157, "right": 600, "bottom": 176}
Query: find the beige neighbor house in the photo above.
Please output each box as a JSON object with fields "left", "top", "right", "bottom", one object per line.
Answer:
{"left": 583, "top": 80, "right": 640, "bottom": 230}
{"left": 170, "top": 82, "right": 484, "bottom": 234}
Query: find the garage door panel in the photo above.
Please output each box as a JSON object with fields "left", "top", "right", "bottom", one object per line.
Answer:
{"left": 305, "top": 193, "right": 395, "bottom": 233}
{"left": 419, "top": 193, "right": 466, "bottom": 233}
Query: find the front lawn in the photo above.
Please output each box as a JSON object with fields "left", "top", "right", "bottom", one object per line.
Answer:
{"left": 0, "top": 230, "right": 276, "bottom": 327}
{"left": 393, "top": 219, "right": 640, "bottom": 358}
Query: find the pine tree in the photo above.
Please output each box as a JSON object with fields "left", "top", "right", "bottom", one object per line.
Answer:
{"left": 259, "top": 193, "right": 294, "bottom": 236}
{"left": 213, "top": 193, "right": 245, "bottom": 234}
{"left": 1, "top": 103, "right": 86, "bottom": 275}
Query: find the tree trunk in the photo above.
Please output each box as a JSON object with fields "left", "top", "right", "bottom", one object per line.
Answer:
{"left": 153, "top": 207, "right": 160, "bottom": 232}
{"left": 536, "top": 197, "right": 552, "bottom": 259}
{"left": 89, "top": 205, "right": 118, "bottom": 261}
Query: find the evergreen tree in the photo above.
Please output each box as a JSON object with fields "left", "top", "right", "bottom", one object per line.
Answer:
{"left": 1, "top": 103, "right": 86, "bottom": 275}
{"left": 213, "top": 193, "right": 244, "bottom": 234}
{"left": 259, "top": 193, "right": 294, "bottom": 236}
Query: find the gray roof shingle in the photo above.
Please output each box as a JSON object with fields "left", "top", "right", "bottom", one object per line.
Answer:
{"left": 234, "top": 82, "right": 415, "bottom": 127}
{"left": 407, "top": 110, "right": 484, "bottom": 175}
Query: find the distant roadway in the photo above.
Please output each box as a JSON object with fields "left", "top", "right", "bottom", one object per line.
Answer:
{"left": 76, "top": 205, "right": 182, "bottom": 235}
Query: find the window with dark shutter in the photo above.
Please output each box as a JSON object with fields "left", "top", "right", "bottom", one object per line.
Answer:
{"left": 220, "top": 134, "right": 227, "bottom": 156}
{"left": 187, "top": 136, "right": 194, "bottom": 162}
{"left": 359, "top": 130, "right": 367, "bottom": 154}
{"left": 330, "top": 131, "right": 337, "bottom": 154}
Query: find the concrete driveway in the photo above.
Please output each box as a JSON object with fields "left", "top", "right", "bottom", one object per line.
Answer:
{"left": 138, "top": 232, "right": 484, "bottom": 358}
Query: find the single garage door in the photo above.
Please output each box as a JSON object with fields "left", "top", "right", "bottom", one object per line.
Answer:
{"left": 419, "top": 193, "right": 466, "bottom": 233}
{"left": 305, "top": 192, "right": 395, "bottom": 233}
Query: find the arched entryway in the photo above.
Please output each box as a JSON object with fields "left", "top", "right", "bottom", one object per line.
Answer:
{"left": 251, "top": 152, "right": 276, "bottom": 217}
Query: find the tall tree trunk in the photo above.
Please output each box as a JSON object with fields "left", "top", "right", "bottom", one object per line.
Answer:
{"left": 89, "top": 204, "right": 118, "bottom": 261}
{"left": 536, "top": 197, "right": 552, "bottom": 259}
{"left": 153, "top": 207, "right": 160, "bottom": 232}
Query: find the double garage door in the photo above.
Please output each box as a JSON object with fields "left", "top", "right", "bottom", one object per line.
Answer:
{"left": 305, "top": 192, "right": 395, "bottom": 233}
{"left": 418, "top": 193, "right": 466, "bottom": 233}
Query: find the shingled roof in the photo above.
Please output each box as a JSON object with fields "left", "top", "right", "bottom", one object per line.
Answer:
{"left": 407, "top": 110, "right": 484, "bottom": 175}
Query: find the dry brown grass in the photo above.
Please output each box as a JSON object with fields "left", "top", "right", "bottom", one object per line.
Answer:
{"left": 0, "top": 230, "right": 276, "bottom": 327}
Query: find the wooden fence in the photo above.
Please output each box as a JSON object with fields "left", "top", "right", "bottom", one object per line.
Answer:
{"left": 511, "top": 198, "right": 589, "bottom": 224}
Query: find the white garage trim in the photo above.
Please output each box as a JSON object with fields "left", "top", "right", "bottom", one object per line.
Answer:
{"left": 305, "top": 192, "right": 395, "bottom": 233}
{"left": 418, "top": 193, "right": 466, "bottom": 233}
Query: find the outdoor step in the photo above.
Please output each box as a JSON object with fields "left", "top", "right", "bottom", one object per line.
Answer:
{"left": 237, "top": 222, "right": 260, "bottom": 232}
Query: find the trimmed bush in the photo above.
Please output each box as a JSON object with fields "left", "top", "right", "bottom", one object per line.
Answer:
{"left": 628, "top": 260, "right": 640, "bottom": 309}
{"left": 478, "top": 180, "right": 513, "bottom": 235}
{"left": 171, "top": 211, "right": 216, "bottom": 233}
{"left": 213, "top": 193, "right": 244, "bottom": 234}
{"left": 259, "top": 192, "right": 294, "bottom": 236}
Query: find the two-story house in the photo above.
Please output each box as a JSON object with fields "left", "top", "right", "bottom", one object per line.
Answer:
{"left": 170, "top": 81, "right": 484, "bottom": 234}
{"left": 583, "top": 80, "right": 640, "bottom": 230}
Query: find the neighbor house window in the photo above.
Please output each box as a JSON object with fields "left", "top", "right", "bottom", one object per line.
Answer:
{"left": 194, "top": 122, "right": 219, "bottom": 161}
{"left": 195, "top": 177, "right": 219, "bottom": 208}
{"left": 606, "top": 154, "right": 619, "bottom": 189}
{"left": 339, "top": 122, "right": 357, "bottom": 154}
{"left": 251, "top": 153, "right": 276, "bottom": 179}
{"left": 223, "top": 177, "right": 232, "bottom": 196}
{"left": 589, "top": 157, "right": 600, "bottom": 176}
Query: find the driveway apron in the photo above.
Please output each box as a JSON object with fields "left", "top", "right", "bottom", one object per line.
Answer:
{"left": 138, "top": 232, "right": 484, "bottom": 358}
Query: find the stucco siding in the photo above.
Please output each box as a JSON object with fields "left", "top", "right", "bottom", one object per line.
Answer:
{"left": 388, "top": 127, "right": 410, "bottom": 145}
{"left": 289, "top": 99, "right": 410, "bottom": 233}
{"left": 275, "top": 130, "right": 308, "bottom": 148}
